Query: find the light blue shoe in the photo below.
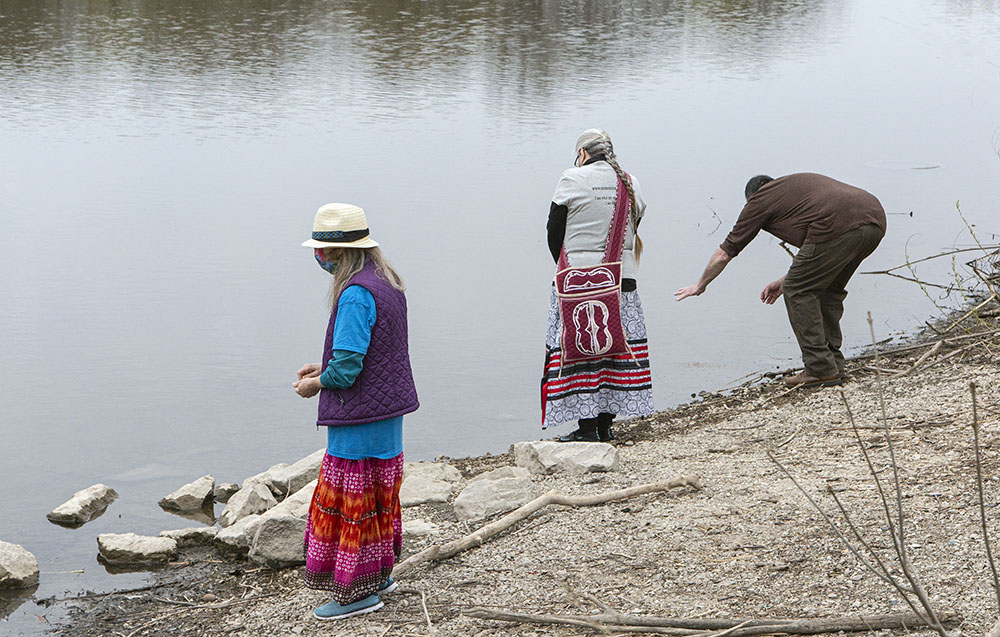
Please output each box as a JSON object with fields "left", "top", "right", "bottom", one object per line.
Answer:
{"left": 377, "top": 576, "right": 398, "bottom": 594}
{"left": 313, "top": 594, "right": 383, "bottom": 621}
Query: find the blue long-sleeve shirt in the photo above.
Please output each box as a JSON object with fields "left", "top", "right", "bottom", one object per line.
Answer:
{"left": 319, "top": 285, "right": 403, "bottom": 460}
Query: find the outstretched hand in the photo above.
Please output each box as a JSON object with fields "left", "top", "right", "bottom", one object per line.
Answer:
{"left": 760, "top": 279, "right": 783, "bottom": 304}
{"left": 674, "top": 284, "right": 705, "bottom": 301}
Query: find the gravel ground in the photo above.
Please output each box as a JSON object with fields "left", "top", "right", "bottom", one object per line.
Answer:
{"left": 52, "top": 326, "right": 1000, "bottom": 637}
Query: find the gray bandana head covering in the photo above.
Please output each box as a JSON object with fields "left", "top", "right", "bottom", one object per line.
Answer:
{"left": 574, "top": 128, "right": 615, "bottom": 162}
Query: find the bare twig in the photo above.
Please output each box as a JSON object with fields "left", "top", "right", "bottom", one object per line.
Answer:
{"left": 860, "top": 245, "right": 1000, "bottom": 275}
{"left": 776, "top": 425, "right": 800, "bottom": 448}
{"left": 865, "top": 314, "right": 948, "bottom": 637}
{"left": 420, "top": 589, "right": 438, "bottom": 635}
{"left": 766, "top": 451, "right": 916, "bottom": 598}
{"left": 971, "top": 382, "right": 1000, "bottom": 613}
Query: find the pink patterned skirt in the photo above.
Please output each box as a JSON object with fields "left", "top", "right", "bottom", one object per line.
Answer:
{"left": 303, "top": 452, "right": 404, "bottom": 604}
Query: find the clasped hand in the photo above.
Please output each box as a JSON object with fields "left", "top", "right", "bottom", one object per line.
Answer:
{"left": 293, "top": 362, "right": 323, "bottom": 398}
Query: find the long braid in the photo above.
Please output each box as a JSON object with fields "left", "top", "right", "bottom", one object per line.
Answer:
{"left": 597, "top": 146, "right": 643, "bottom": 264}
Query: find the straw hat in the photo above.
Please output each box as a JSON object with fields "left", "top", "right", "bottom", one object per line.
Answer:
{"left": 301, "top": 203, "right": 379, "bottom": 249}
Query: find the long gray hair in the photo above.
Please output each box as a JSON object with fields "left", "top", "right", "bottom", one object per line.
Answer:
{"left": 575, "top": 128, "right": 643, "bottom": 262}
{"left": 323, "top": 246, "right": 405, "bottom": 310}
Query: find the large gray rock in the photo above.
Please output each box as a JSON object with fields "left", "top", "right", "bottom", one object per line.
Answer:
{"left": 241, "top": 479, "right": 317, "bottom": 541}
{"left": 469, "top": 466, "right": 531, "bottom": 482}
{"left": 263, "top": 479, "right": 315, "bottom": 520}
{"left": 213, "top": 482, "right": 240, "bottom": 504}
{"left": 97, "top": 533, "right": 177, "bottom": 565}
{"left": 404, "top": 461, "right": 462, "bottom": 483}
{"left": 218, "top": 483, "right": 277, "bottom": 527}
{"left": 215, "top": 514, "right": 261, "bottom": 554}
{"left": 513, "top": 441, "right": 618, "bottom": 475}
{"left": 453, "top": 477, "right": 536, "bottom": 521}
{"left": 0, "top": 541, "right": 39, "bottom": 590}
{"left": 158, "top": 526, "right": 219, "bottom": 547}
{"left": 243, "top": 463, "right": 290, "bottom": 499}
{"left": 158, "top": 475, "right": 215, "bottom": 514}
{"left": 269, "top": 449, "right": 324, "bottom": 499}
{"left": 46, "top": 484, "right": 119, "bottom": 528}
{"left": 402, "top": 519, "right": 440, "bottom": 537}
{"left": 248, "top": 514, "right": 307, "bottom": 569}
{"left": 400, "top": 474, "right": 456, "bottom": 507}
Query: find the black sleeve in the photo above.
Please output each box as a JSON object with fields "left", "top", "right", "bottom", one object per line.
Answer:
{"left": 547, "top": 202, "right": 568, "bottom": 263}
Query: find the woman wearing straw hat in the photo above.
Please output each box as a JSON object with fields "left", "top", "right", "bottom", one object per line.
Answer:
{"left": 541, "top": 129, "right": 654, "bottom": 441}
{"left": 292, "top": 202, "right": 419, "bottom": 621}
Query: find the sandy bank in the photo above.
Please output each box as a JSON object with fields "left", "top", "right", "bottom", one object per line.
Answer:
{"left": 52, "top": 315, "right": 1000, "bottom": 637}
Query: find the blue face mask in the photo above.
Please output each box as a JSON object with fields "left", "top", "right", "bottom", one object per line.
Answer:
{"left": 314, "top": 249, "right": 338, "bottom": 274}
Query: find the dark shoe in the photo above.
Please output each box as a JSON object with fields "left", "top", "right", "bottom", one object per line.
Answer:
{"left": 783, "top": 372, "right": 843, "bottom": 388}
{"left": 596, "top": 423, "right": 615, "bottom": 442}
{"left": 558, "top": 428, "right": 600, "bottom": 442}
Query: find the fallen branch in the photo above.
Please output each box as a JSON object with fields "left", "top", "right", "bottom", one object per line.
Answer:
{"left": 463, "top": 608, "right": 955, "bottom": 636}
{"left": 893, "top": 341, "right": 942, "bottom": 377}
{"left": 918, "top": 342, "right": 981, "bottom": 373}
{"left": 392, "top": 476, "right": 702, "bottom": 578}
{"left": 940, "top": 294, "right": 999, "bottom": 334}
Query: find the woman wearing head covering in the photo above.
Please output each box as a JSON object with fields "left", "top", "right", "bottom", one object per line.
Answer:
{"left": 541, "top": 129, "right": 654, "bottom": 441}
{"left": 292, "top": 203, "right": 419, "bottom": 621}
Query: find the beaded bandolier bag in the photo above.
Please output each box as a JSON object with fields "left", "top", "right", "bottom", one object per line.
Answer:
{"left": 554, "top": 174, "right": 638, "bottom": 373}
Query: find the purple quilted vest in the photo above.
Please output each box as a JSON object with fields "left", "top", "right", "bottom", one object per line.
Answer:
{"left": 317, "top": 260, "right": 419, "bottom": 426}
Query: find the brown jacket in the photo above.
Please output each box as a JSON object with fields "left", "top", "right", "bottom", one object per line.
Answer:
{"left": 720, "top": 173, "right": 886, "bottom": 258}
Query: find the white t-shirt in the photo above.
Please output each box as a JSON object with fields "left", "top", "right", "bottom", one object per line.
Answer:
{"left": 551, "top": 161, "right": 646, "bottom": 280}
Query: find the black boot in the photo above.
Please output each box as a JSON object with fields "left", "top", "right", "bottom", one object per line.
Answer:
{"left": 597, "top": 413, "right": 615, "bottom": 442}
{"left": 558, "top": 417, "right": 599, "bottom": 442}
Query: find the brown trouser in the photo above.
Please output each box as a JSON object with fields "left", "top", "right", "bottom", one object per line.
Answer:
{"left": 782, "top": 224, "right": 884, "bottom": 378}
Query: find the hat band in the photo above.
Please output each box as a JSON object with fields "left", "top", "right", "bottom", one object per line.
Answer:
{"left": 312, "top": 228, "right": 370, "bottom": 243}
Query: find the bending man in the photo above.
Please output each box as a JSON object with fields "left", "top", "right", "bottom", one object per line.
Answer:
{"left": 675, "top": 173, "right": 886, "bottom": 387}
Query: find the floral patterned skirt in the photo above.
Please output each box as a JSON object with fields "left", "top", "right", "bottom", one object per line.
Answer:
{"left": 303, "top": 452, "right": 403, "bottom": 604}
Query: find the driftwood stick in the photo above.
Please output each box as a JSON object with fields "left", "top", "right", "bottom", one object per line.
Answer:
{"left": 941, "top": 294, "right": 999, "bottom": 334}
{"left": 919, "top": 342, "right": 980, "bottom": 372}
{"left": 894, "top": 341, "right": 942, "bottom": 377}
{"left": 464, "top": 608, "right": 955, "bottom": 635}
{"left": 392, "top": 476, "right": 702, "bottom": 578}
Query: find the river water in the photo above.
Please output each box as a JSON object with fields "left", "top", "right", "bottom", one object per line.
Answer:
{"left": 1, "top": 0, "right": 999, "bottom": 632}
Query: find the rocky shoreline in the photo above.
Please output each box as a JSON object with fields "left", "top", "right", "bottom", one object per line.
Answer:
{"left": 28, "top": 305, "right": 1000, "bottom": 636}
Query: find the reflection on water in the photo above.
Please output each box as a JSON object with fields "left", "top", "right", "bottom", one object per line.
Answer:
{"left": 1, "top": 1, "right": 1000, "bottom": 634}
{"left": 0, "top": 587, "right": 38, "bottom": 621}
{"left": 0, "top": 0, "right": 840, "bottom": 132}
